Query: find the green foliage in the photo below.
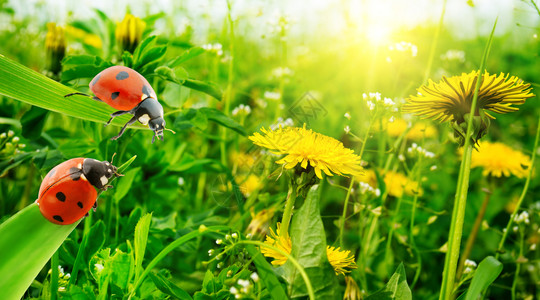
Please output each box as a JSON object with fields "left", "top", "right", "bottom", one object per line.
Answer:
{"left": 366, "top": 263, "right": 411, "bottom": 300}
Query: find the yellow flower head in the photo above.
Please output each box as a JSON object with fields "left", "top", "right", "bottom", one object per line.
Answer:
{"left": 249, "top": 126, "right": 363, "bottom": 179}
{"left": 115, "top": 14, "right": 146, "bottom": 53}
{"left": 356, "top": 169, "right": 422, "bottom": 198}
{"left": 469, "top": 141, "right": 531, "bottom": 178}
{"left": 261, "top": 223, "right": 357, "bottom": 275}
{"left": 45, "top": 23, "right": 66, "bottom": 54}
{"left": 64, "top": 25, "right": 102, "bottom": 49}
{"left": 344, "top": 276, "right": 362, "bottom": 300}
{"left": 385, "top": 118, "right": 438, "bottom": 141}
{"left": 403, "top": 71, "right": 534, "bottom": 145}
{"left": 235, "top": 174, "right": 262, "bottom": 197}
{"left": 246, "top": 208, "right": 275, "bottom": 238}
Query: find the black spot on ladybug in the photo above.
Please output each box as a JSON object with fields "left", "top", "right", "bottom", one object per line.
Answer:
{"left": 111, "top": 92, "right": 120, "bottom": 100}
{"left": 56, "top": 192, "right": 66, "bottom": 202}
{"left": 69, "top": 167, "right": 81, "bottom": 180}
{"left": 53, "top": 215, "right": 64, "bottom": 223}
{"left": 47, "top": 168, "right": 57, "bottom": 178}
{"left": 116, "top": 71, "right": 129, "bottom": 80}
{"left": 77, "top": 201, "right": 83, "bottom": 209}
{"left": 142, "top": 85, "right": 151, "bottom": 97}
{"left": 91, "top": 74, "right": 101, "bottom": 86}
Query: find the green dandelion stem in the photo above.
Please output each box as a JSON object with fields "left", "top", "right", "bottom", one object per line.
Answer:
{"left": 339, "top": 120, "right": 373, "bottom": 247}
{"left": 280, "top": 185, "right": 298, "bottom": 238}
{"left": 237, "top": 240, "right": 315, "bottom": 300}
{"left": 495, "top": 110, "right": 540, "bottom": 258}
{"left": 439, "top": 18, "right": 497, "bottom": 300}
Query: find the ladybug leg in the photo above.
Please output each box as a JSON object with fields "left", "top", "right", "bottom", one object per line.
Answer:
{"left": 105, "top": 110, "right": 130, "bottom": 126}
{"left": 64, "top": 92, "right": 91, "bottom": 98}
{"left": 111, "top": 116, "right": 137, "bottom": 140}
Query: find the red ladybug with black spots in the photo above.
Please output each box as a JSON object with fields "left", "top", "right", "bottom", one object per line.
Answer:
{"left": 36, "top": 158, "right": 118, "bottom": 225}
{"left": 66, "top": 66, "right": 173, "bottom": 143}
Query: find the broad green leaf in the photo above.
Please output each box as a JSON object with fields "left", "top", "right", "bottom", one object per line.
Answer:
{"left": 0, "top": 54, "right": 144, "bottom": 129}
{"left": 366, "top": 263, "right": 411, "bottom": 300}
{"left": 149, "top": 271, "right": 193, "bottom": 300}
{"left": 134, "top": 213, "right": 153, "bottom": 284}
{"left": 168, "top": 47, "right": 205, "bottom": 68}
{"left": 280, "top": 185, "right": 338, "bottom": 299}
{"left": 21, "top": 106, "right": 49, "bottom": 140}
{"left": 246, "top": 245, "right": 288, "bottom": 300}
{"left": 182, "top": 79, "right": 222, "bottom": 101}
{"left": 464, "top": 256, "right": 502, "bottom": 300}
{"left": 0, "top": 204, "right": 79, "bottom": 300}
{"left": 90, "top": 248, "right": 133, "bottom": 293}
{"left": 61, "top": 55, "right": 114, "bottom": 83}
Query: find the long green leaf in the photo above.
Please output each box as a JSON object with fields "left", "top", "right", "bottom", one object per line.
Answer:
{"left": 464, "top": 257, "right": 502, "bottom": 300}
{"left": 366, "top": 263, "right": 412, "bottom": 300}
{"left": 0, "top": 204, "right": 79, "bottom": 300}
{"left": 0, "top": 54, "right": 144, "bottom": 128}
{"left": 134, "top": 213, "right": 153, "bottom": 284}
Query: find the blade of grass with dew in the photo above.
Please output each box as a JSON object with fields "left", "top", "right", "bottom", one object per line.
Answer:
{"left": 0, "top": 54, "right": 145, "bottom": 129}
{"left": 0, "top": 204, "right": 80, "bottom": 300}
{"left": 439, "top": 18, "right": 497, "bottom": 300}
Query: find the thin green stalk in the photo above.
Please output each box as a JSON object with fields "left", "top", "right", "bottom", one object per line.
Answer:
{"left": 511, "top": 230, "right": 524, "bottom": 300}
{"left": 280, "top": 186, "right": 297, "bottom": 238}
{"left": 237, "top": 240, "right": 315, "bottom": 300}
{"left": 339, "top": 122, "right": 373, "bottom": 247}
{"left": 495, "top": 112, "right": 540, "bottom": 259}
{"left": 423, "top": 0, "right": 447, "bottom": 85}
{"left": 50, "top": 251, "right": 59, "bottom": 300}
{"left": 439, "top": 19, "right": 497, "bottom": 300}
{"left": 220, "top": 0, "right": 236, "bottom": 166}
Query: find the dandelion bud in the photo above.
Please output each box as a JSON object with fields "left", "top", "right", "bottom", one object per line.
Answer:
{"left": 115, "top": 14, "right": 146, "bottom": 54}
{"left": 45, "top": 23, "right": 66, "bottom": 77}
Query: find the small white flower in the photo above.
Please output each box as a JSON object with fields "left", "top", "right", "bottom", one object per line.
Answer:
{"left": 216, "top": 239, "right": 223, "bottom": 245}
{"left": 64, "top": 273, "right": 71, "bottom": 279}
{"left": 374, "top": 189, "right": 381, "bottom": 197}
{"left": 0, "top": 133, "right": 6, "bottom": 138}
{"left": 18, "top": 144, "right": 26, "bottom": 148}
{"left": 344, "top": 112, "right": 351, "bottom": 120}
{"left": 58, "top": 286, "right": 66, "bottom": 292}
{"left": 388, "top": 116, "right": 395, "bottom": 123}
{"left": 530, "top": 243, "right": 537, "bottom": 251}
{"left": 231, "top": 233, "right": 238, "bottom": 239}
{"left": 178, "top": 177, "right": 185, "bottom": 186}
{"left": 12, "top": 136, "right": 19, "bottom": 142}
{"left": 464, "top": 259, "right": 477, "bottom": 268}
{"left": 208, "top": 249, "right": 214, "bottom": 256}
{"left": 264, "top": 91, "right": 281, "bottom": 101}
{"left": 217, "top": 262, "right": 223, "bottom": 268}
{"left": 398, "top": 154, "right": 405, "bottom": 162}
{"left": 513, "top": 226, "right": 519, "bottom": 232}
{"left": 230, "top": 286, "right": 239, "bottom": 294}
{"left": 94, "top": 263, "right": 104, "bottom": 273}
{"left": 383, "top": 97, "right": 395, "bottom": 107}
{"left": 246, "top": 233, "right": 253, "bottom": 239}
{"left": 250, "top": 272, "right": 259, "bottom": 282}
{"left": 464, "top": 267, "right": 473, "bottom": 274}
{"left": 8, "top": 130, "right": 14, "bottom": 137}
{"left": 238, "top": 279, "right": 250, "bottom": 288}
{"left": 430, "top": 165, "right": 437, "bottom": 171}
{"left": 225, "top": 234, "right": 231, "bottom": 240}
{"left": 367, "top": 100, "right": 375, "bottom": 111}
{"left": 344, "top": 126, "right": 350, "bottom": 134}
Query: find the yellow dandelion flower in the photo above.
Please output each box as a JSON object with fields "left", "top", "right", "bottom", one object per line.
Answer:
{"left": 355, "top": 169, "right": 377, "bottom": 189}
{"left": 403, "top": 71, "right": 534, "bottom": 122}
{"left": 45, "top": 23, "right": 66, "bottom": 75}
{"left": 115, "top": 13, "right": 146, "bottom": 53}
{"left": 249, "top": 126, "right": 363, "bottom": 179}
{"left": 403, "top": 71, "right": 534, "bottom": 144}
{"left": 235, "top": 174, "right": 261, "bottom": 197}
{"left": 64, "top": 25, "right": 102, "bottom": 49}
{"left": 468, "top": 141, "right": 531, "bottom": 178}
{"left": 262, "top": 223, "right": 357, "bottom": 275}
{"left": 385, "top": 118, "right": 438, "bottom": 140}
{"left": 383, "top": 171, "right": 423, "bottom": 198}
{"left": 246, "top": 208, "right": 275, "bottom": 238}
{"left": 230, "top": 150, "right": 258, "bottom": 171}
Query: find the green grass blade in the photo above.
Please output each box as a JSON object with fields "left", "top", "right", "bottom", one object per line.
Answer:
{"left": 134, "top": 213, "right": 153, "bottom": 284}
{"left": 0, "top": 54, "right": 144, "bottom": 128}
{"left": 0, "top": 204, "right": 79, "bottom": 300}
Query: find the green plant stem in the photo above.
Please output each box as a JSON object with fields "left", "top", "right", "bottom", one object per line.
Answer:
{"left": 339, "top": 122, "right": 373, "bottom": 247}
{"left": 456, "top": 189, "right": 492, "bottom": 281}
{"left": 495, "top": 112, "right": 540, "bottom": 259}
{"left": 50, "top": 251, "right": 59, "bottom": 300}
{"left": 237, "top": 240, "right": 315, "bottom": 300}
{"left": 511, "top": 230, "right": 524, "bottom": 300}
{"left": 220, "top": 0, "right": 236, "bottom": 166}
{"left": 280, "top": 185, "right": 297, "bottom": 238}
{"left": 439, "top": 19, "right": 496, "bottom": 300}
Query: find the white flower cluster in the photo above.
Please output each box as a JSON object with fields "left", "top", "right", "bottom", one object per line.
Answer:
{"left": 202, "top": 43, "right": 223, "bottom": 56}
{"left": 232, "top": 104, "right": 252, "bottom": 117}
{"left": 271, "top": 67, "right": 293, "bottom": 79}
{"left": 440, "top": 49, "right": 465, "bottom": 63}
{"left": 358, "top": 182, "right": 381, "bottom": 197}
{"left": 264, "top": 91, "right": 281, "bottom": 101}
{"left": 229, "top": 273, "right": 259, "bottom": 298}
{"left": 1, "top": 130, "right": 26, "bottom": 153}
{"left": 463, "top": 259, "right": 477, "bottom": 274}
{"left": 362, "top": 92, "right": 396, "bottom": 112}
{"left": 407, "top": 143, "right": 435, "bottom": 158}
{"left": 389, "top": 41, "right": 418, "bottom": 57}
{"left": 514, "top": 211, "right": 530, "bottom": 225}
{"left": 267, "top": 11, "right": 293, "bottom": 36}
{"left": 270, "top": 117, "right": 294, "bottom": 130}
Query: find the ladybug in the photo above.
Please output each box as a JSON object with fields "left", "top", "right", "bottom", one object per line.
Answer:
{"left": 65, "top": 66, "right": 173, "bottom": 143}
{"left": 36, "top": 158, "right": 118, "bottom": 225}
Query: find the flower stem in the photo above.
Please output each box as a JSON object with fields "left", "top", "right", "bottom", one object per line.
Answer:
{"left": 339, "top": 122, "right": 372, "bottom": 247}
{"left": 439, "top": 18, "right": 496, "bottom": 300}
{"left": 280, "top": 185, "right": 297, "bottom": 239}
{"left": 220, "top": 0, "right": 235, "bottom": 166}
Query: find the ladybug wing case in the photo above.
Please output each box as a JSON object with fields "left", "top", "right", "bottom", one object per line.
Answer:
{"left": 38, "top": 177, "right": 97, "bottom": 225}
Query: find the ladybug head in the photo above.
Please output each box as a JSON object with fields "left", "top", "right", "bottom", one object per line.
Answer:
{"left": 149, "top": 117, "right": 165, "bottom": 143}
{"left": 82, "top": 158, "right": 118, "bottom": 190}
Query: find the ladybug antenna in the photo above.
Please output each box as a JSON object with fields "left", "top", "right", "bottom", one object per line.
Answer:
{"left": 165, "top": 128, "right": 176, "bottom": 135}
{"left": 110, "top": 152, "right": 117, "bottom": 164}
